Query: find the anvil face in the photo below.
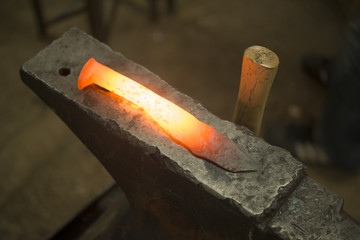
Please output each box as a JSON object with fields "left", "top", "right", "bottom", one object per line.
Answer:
{"left": 77, "top": 58, "right": 259, "bottom": 172}
{"left": 20, "top": 28, "right": 315, "bottom": 239}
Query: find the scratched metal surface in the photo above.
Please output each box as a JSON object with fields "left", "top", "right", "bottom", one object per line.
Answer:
{"left": 269, "top": 177, "right": 360, "bottom": 240}
{"left": 22, "top": 27, "right": 306, "bottom": 221}
{"left": 20, "top": 28, "right": 360, "bottom": 239}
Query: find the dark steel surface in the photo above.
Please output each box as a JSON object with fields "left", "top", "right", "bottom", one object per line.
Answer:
{"left": 269, "top": 177, "right": 360, "bottom": 239}
{"left": 20, "top": 28, "right": 359, "bottom": 239}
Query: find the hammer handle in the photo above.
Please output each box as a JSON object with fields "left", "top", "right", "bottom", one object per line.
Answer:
{"left": 232, "top": 46, "right": 279, "bottom": 135}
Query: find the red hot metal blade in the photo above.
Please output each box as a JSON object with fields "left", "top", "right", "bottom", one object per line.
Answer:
{"left": 78, "top": 58, "right": 259, "bottom": 172}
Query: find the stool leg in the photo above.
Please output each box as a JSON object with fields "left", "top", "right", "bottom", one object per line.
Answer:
{"left": 149, "top": 0, "right": 158, "bottom": 22}
{"left": 87, "top": 0, "right": 106, "bottom": 42}
{"left": 30, "top": 0, "right": 47, "bottom": 37}
{"left": 167, "top": 0, "right": 175, "bottom": 15}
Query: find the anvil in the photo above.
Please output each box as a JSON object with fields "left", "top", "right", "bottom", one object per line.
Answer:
{"left": 20, "top": 28, "right": 360, "bottom": 239}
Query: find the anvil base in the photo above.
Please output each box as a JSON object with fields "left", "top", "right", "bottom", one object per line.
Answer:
{"left": 20, "top": 28, "right": 360, "bottom": 240}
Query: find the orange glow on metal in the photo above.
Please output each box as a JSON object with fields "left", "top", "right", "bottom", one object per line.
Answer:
{"left": 78, "top": 58, "right": 257, "bottom": 172}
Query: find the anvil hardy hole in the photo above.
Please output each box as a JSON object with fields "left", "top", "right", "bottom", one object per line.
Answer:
{"left": 58, "top": 67, "right": 71, "bottom": 76}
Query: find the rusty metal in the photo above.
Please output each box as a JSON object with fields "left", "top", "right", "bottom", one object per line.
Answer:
{"left": 20, "top": 28, "right": 360, "bottom": 239}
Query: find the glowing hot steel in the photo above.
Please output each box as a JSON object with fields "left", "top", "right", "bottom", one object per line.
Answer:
{"left": 78, "top": 58, "right": 258, "bottom": 172}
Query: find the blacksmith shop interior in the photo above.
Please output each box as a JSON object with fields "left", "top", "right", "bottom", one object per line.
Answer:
{"left": 1, "top": 0, "right": 360, "bottom": 239}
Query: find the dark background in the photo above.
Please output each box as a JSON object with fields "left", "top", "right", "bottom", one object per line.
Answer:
{"left": 0, "top": 0, "right": 359, "bottom": 239}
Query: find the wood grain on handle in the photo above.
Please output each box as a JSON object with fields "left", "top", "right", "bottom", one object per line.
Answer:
{"left": 232, "top": 46, "right": 279, "bottom": 135}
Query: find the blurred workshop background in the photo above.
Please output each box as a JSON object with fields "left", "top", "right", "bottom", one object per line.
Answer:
{"left": 0, "top": 0, "right": 359, "bottom": 239}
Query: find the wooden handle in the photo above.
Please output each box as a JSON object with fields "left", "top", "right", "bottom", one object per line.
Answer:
{"left": 232, "top": 46, "right": 279, "bottom": 135}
